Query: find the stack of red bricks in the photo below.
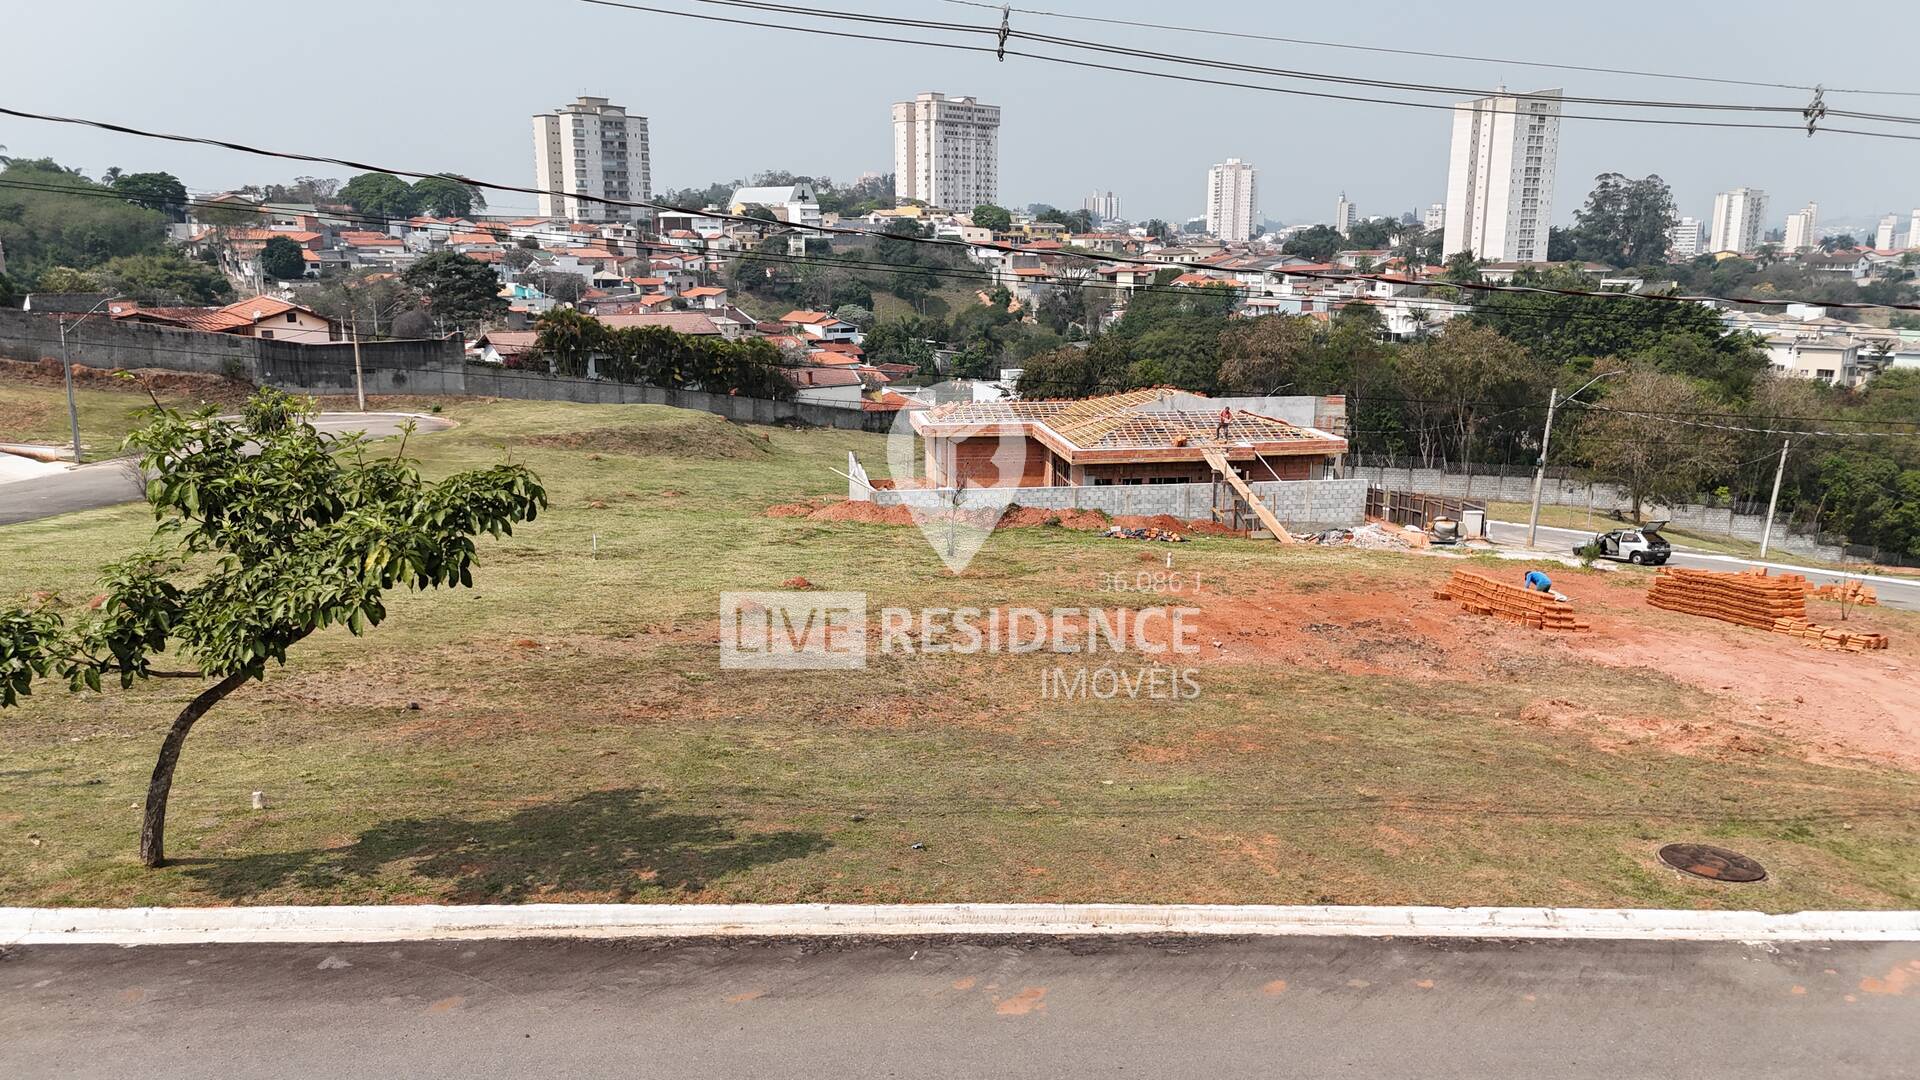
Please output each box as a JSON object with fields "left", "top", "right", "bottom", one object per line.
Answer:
{"left": 1646, "top": 568, "right": 1888, "bottom": 652}
{"left": 1807, "top": 579, "right": 1878, "bottom": 606}
{"left": 1435, "top": 569, "right": 1590, "bottom": 631}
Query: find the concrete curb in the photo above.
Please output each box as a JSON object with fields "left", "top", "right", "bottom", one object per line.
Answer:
{"left": 4, "top": 904, "right": 1917, "bottom": 946}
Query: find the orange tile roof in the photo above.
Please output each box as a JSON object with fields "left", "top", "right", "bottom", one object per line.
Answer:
{"left": 780, "top": 309, "right": 832, "bottom": 324}
{"left": 681, "top": 286, "right": 727, "bottom": 297}
{"left": 917, "top": 388, "right": 1344, "bottom": 457}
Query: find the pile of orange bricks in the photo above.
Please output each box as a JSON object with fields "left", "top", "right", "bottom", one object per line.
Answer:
{"left": 1646, "top": 568, "right": 1888, "bottom": 652}
{"left": 1434, "top": 569, "right": 1590, "bottom": 631}
{"left": 1807, "top": 579, "right": 1878, "bottom": 606}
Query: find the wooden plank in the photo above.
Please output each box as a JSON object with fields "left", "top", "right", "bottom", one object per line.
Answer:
{"left": 1202, "top": 448, "right": 1294, "bottom": 543}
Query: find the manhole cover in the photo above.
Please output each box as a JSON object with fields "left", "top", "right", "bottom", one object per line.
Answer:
{"left": 1658, "top": 843, "right": 1767, "bottom": 882}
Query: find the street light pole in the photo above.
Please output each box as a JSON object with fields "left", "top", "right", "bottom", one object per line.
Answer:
{"left": 350, "top": 315, "right": 367, "bottom": 413}
{"left": 59, "top": 316, "right": 83, "bottom": 465}
{"left": 1526, "top": 370, "right": 1621, "bottom": 549}
{"left": 1759, "top": 438, "right": 1790, "bottom": 558}
{"left": 1525, "top": 387, "right": 1559, "bottom": 549}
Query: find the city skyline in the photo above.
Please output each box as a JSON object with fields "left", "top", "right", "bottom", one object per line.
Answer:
{"left": 5, "top": 1, "right": 1919, "bottom": 230}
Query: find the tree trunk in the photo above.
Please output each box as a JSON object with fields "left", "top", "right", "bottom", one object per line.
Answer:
{"left": 139, "top": 671, "right": 250, "bottom": 868}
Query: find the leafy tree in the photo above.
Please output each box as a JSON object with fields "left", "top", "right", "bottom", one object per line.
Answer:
{"left": 1282, "top": 225, "right": 1343, "bottom": 263}
{"left": 401, "top": 251, "right": 507, "bottom": 332}
{"left": 1394, "top": 320, "right": 1545, "bottom": 469}
{"left": 1565, "top": 173, "right": 1676, "bottom": 268}
{"left": 0, "top": 159, "right": 168, "bottom": 280}
{"left": 411, "top": 175, "right": 485, "bottom": 218}
{"left": 970, "top": 204, "right": 1012, "bottom": 232}
{"left": 0, "top": 390, "right": 545, "bottom": 866}
{"left": 832, "top": 303, "right": 874, "bottom": 330}
{"left": 35, "top": 266, "right": 101, "bottom": 293}
{"left": 1143, "top": 219, "right": 1174, "bottom": 243}
{"left": 827, "top": 279, "right": 873, "bottom": 311}
{"left": 259, "top": 236, "right": 307, "bottom": 281}
{"left": 1471, "top": 266, "right": 1755, "bottom": 371}
{"left": 742, "top": 204, "right": 779, "bottom": 222}
{"left": 1217, "top": 314, "right": 1318, "bottom": 394}
{"left": 0, "top": 270, "right": 17, "bottom": 308}
{"left": 533, "top": 306, "right": 606, "bottom": 375}
{"left": 1575, "top": 367, "right": 1736, "bottom": 520}
{"left": 1819, "top": 234, "right": 1859, "bottom": 253}
{"left": 1344, "top": 218, "right": 1399, "bottom": 249}
{"left": 96, "top": 252, "right": 233, "bottom": 305}
{"left": 1439, "top": 251, "right": 1485, "bottom": 284}
{"left": 110, "top": 172, "right": 189, "bottom": 222}
{"left": 520, "top": 269, "right": 587, "bottom": 304}
{"left": 1038, "top": 208, "right": 1095, "bottom": 233}
{"left": 339, "top": 172, "right": 419, "bottom": 218}
{"left": 1546, "top": 226, "right": 1578, "bottom": 262}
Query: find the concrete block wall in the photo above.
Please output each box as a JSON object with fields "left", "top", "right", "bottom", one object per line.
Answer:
{"left": 870, "top": 478, "right": 1367, "bottom": 531}
{"left": 0, "top": 309, "right": 258, "bottom": 378}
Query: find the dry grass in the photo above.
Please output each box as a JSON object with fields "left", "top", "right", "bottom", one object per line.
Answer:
{"left": 1, "top": 385, "right": 1915, "bottom": 911}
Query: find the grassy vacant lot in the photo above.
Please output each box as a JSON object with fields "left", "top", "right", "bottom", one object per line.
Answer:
{"left": 2, "top": 381, "right": 1916, "bottom": 911}
{"left": 0, "top": 362, "right": 253, "bottom": 461}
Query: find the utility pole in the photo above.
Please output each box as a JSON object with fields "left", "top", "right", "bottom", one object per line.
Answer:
{"left": 58, "top": 316, "right": 83, "bottom": 465}
{"left": 350, "top": 314, "right": 367, "bottom": 413}
{"left": 1525, "top": 387, "right": 1558, "bottom": 548}
{"left": 1759, "top": 438, "right": 1790, "bottom": 558}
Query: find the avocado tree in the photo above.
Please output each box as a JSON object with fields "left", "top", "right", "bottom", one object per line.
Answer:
{"left": 0, "top": 390, "right": 545, "bottom": 867}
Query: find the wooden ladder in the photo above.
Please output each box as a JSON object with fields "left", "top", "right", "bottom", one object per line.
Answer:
{"left": 1201, "top": 447, "right": 1294, "bottom": 543}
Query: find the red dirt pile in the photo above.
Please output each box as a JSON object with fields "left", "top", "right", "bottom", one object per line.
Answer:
{"left": 1435, "top": 569, "right": 1590, "bottom": 631}
{"left": 1647, "top": 568, "right": 1888, "bottom": 652}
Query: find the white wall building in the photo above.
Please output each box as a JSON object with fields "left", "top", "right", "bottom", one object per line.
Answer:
{"left": 1875, "top": 213, "right": 1899, "bottom": 251}
{"left": 892, "top": 92, "right": 1000, "bottom": 210}
{"left": 1909, "top": 209, "right": 1920, "bottom": 251}
{"left": 1422, "top": 202, "right": 1445, "bottom": 234}
{"left": 1709, "top": 187, "right": 1767, "bottom": 255}
{"left": 1668, "top": 216, "right": 1706, "bottom": 260}
{"left": 532, "top": 96, "right": 651, "bottom": 224}
{"left": 1083, "top": 190, "right": 1119, "bottom": 224}
{"left": 1783, "top": 202, "right": 1819, "bottom": 252}
{"left": 1334, "top": 193, "right": 1358, "bottom": 236}
{"left": 1206, "top": 158, "right": 1258, "bottom": 242}
{"left": 1441, "top": 88, "right": 1562, "bottom": 263}
{"left": 728, "top": 183, "right": 822, "bottom": 228}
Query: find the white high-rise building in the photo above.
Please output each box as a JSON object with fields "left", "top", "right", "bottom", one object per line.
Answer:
{"left": 1909, "top": 210, "right": 1920, "bottom": 251}
{"left": 1083, "top": 190, "right": 1120, "bottom": 224}
{"left": 1334, "top": 192, "right": 1358, "bottom": 236}
{"left": 1441, "top": 87, "right": 1562, "bottom": 262}
{"left": 892, "top": 92, "right": 1000, "bottom": 210}
{"left": 1668, "top": 217, "right": 1706, "bottom": 260}
{"left": 1205, "top": 158, "right": 1258, "bottom": 242}
{"left": 532, "top": 96, "right": 651, "bottom": 223}
{"left": 1875, "top": 213, "right": 1899, "bottom": 251}
{"left": 1422, "top": 202, "right": 1445, "bottom": 233}
{"left": 1784, "top": 202, "right": 1819, "bottom": 252}
{"left": 1709, "top": 188, "right": 1767, "bottom": 255}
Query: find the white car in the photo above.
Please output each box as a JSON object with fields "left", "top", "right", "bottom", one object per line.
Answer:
{"left": 1581, "top": 520, "right": 1672, "bottom": 565}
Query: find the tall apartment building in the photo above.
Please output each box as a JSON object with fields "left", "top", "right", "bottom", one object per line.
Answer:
{"left": 1783, "top": 202, "right": 1819, "bottom": 252}
{"left": 1205, "top": 158, "right": 1258, "bottom": 242}
{"left": 1909, "top": 210, "right": 1920, "bottom": 251}
{"left": 1441, "top": 88, "right": 1561, "bottom": 262}
{"left": 1708, "top": 188, "right": 1767, "bottom": 255}
{"left": 1875, "top": 213, "right": 1900, "bottom": 251}
{"left": 1334, "top": 192, "right": 1358, "bottom": 236}
{"left": 532, "top": 96, "right": 651, "bottom": 223}
{"left": 1083, "top": 190, "right": 1120, "bottom": 224}
{"left": 1668, "top": 216, "right": 1706, "bottom": 260}
{"left": 1422, "top": 202, "right": 1445, "bottom": 234}
{"left": 892, "top": 92, "right": 1000, "bottom": 210}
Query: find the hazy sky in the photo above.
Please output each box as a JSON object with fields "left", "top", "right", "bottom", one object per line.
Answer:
{"left": 6, "top": 0, "right": 1918, "bottom": 231}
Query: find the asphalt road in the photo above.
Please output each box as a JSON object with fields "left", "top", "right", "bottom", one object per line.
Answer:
{"left": 4, "top": 935, "right": 1915, "bottom": 1079}
{"left": 0, "top": 414, "right": 451, "bottom": 527}
{"left": 1487, "top": 519, "right": 1920, "bottom": 611}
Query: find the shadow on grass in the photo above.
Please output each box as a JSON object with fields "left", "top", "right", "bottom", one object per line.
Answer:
{"left": 182, "top": 788, "right": 828, "bottom": 902}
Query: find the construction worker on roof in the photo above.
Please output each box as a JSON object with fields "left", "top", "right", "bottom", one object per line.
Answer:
{"left": 1216, "top": 406, "right": 1232, "bottom": 441}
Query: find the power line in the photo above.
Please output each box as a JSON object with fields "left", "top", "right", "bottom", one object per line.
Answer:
{"left": 9, "top": 104, "right": 1920, "bottom": 316}
{"left": 578, "top": 0, "right": 1920, "bottom": 140}
{"left": 935, "top": 0, "right": 1920, "bottom": 99}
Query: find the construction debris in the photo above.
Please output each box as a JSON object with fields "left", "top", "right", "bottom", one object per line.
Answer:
{"left": 1102, "top": 526, "right": 1187, "bottom": 543}
{"left": 1435, "top": 569, "right": 1591, "bottom": 631}
{"left": 1807, "top": 579, "right": 1878, "bottom": 606}
{"left": 1646, "top": 568, "right": 1888, "bottom": 652}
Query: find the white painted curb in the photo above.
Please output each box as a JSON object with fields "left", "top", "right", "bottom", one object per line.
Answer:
{"left": 4, "top": 904, "right": 1917, "bottom": 946}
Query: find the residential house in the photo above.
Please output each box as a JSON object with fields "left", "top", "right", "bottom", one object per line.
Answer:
{"left": 910, "top": 387, "right": 1347, "bottom": 487}
{"left": 728, "top": 183, "right": 823, "bottom": 228}
{"left": 780, "top": 310, "right": 863, "bottom": 344}
{"left": 108, "top": 295, "right": 340, "bottom": 343}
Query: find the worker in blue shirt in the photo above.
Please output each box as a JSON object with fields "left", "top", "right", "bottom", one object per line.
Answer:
{"left": 1524, "top": 570, "right": 1553, "bottom": 593}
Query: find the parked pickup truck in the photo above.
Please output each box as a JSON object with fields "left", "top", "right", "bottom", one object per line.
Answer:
{"left": 1580, "top": 520, "right": 1672, "bottom": 565}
